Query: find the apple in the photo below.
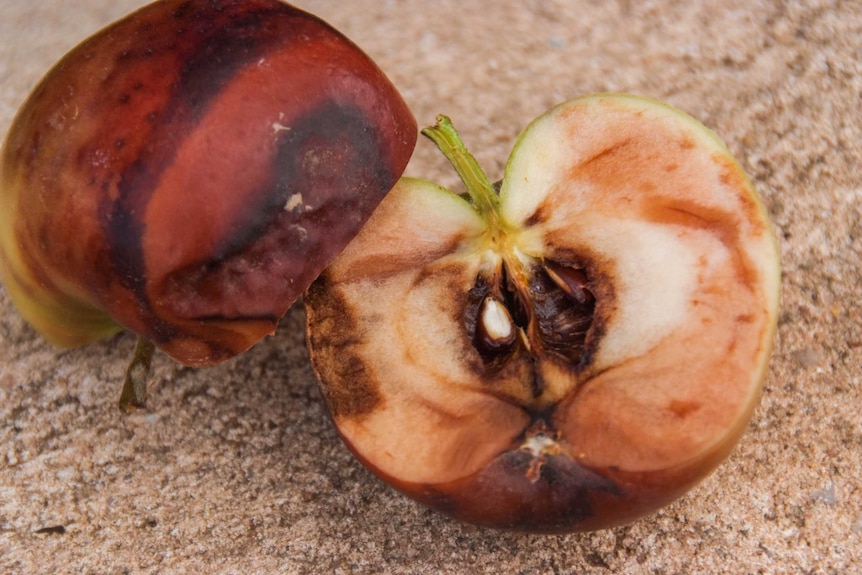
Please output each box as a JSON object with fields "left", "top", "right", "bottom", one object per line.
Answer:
{"left": 305, "top": 94, "right": 781, "bottom": 532}
{"left": 0, "top": 0, "right": 416, "bottom": 409}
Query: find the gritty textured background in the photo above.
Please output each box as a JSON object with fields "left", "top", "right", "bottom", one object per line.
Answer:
{"left": 1, "top": 1, "right": 860, "bottom": 573}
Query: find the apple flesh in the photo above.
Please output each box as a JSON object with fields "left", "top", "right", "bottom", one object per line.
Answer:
{"left": 0, "top": 0, "right": 416, "bottom": 398}
{"left": 305, "top": 94, "right": 780, "bottom": 532}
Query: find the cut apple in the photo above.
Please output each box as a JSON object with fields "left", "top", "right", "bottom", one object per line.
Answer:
{"left": 305, "top": 94, "right": 780, "bottom": 533}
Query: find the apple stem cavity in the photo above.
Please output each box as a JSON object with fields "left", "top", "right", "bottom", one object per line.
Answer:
{"left": 118, "top": 336, "right": 156, "bottom": 413}
{"left": 421, "top": 116, "right": 508, "bottom": 233}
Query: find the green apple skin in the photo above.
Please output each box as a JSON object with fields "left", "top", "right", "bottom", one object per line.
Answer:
{"left": 0, "top": 0, "right": 416, "bottom": 365}
{"left": 305, "top": 94, "right": 780, "bottom": 533}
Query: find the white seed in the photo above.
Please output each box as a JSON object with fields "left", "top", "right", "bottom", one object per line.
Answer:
{"left": 481, "top": 297, "right": 514, "bottom": 341}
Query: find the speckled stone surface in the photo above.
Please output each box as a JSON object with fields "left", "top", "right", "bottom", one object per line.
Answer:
{"left": 1, "top": 1, "right": 860, "bottom": 573}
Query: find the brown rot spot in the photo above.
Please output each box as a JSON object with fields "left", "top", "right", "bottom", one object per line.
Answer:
{"left": 524, "top": 198, "right": 552, "bottom": 227}
{"left": 568, "top": 135, "right": 666, "bottom": 200}
{"left": 305, "top": 277, "right": 382, "bottom": 420}
{"left": 667, "top": 400, "right": 701, "bottom": 418}
{"left": 580, "top": 138, "right": 635, "bottom": 169}
{"left": 319, "top": 353, "right": 382, "bottom": 419}
{"left": 713, "top": 153, "right": 767, "bottom": 238}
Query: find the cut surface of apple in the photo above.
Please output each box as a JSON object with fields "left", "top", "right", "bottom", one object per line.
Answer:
{"left": 305, "top": 94, "right": 780, "bottom": 533}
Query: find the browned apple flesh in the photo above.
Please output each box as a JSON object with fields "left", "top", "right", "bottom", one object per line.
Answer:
{"left": 305, "top": 94, "right": 780, "bottom": 533}
{"left": 0, "top": 0, "right": 416, "bottom": 366}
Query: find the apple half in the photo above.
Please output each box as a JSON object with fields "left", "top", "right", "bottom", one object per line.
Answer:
{"left": 305, "top": 94, "right": 780, "bottom": 533}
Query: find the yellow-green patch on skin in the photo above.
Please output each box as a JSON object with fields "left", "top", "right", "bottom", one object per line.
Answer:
{"left": 0, "top": 159, "right": 121, "bottom": 347}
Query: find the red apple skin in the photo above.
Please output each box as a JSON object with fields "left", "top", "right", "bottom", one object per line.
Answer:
{"left": 364, "top": 414, "right": 748, "bottom": 533}
{"left": 0, "top": 0, "right": 416, "bottom": 365}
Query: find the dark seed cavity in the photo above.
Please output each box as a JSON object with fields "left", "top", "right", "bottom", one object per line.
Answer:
{"left": 528, "top": 265, "right": 595, "bottom": 364}
{"left": 468, "top": 259, "right": 596, "bottom": 375}
{"left": 545, "top": 261, "right": 591, "bottom": 304}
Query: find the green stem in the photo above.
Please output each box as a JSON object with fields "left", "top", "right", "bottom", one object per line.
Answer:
{"left": 118, "top": 336, "right": 155, "bottom": 413}
{"left": 421, "top": 115, "right": 505, "bottom": 229}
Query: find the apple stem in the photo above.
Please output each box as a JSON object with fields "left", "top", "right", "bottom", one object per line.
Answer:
{"left": 421, "top": 116, "right": 505, "bottom": 227}
{"left": 118, "top": 336, "right": 155, "bottom": 413}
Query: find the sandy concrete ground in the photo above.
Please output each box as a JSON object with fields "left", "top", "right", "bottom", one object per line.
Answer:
{"left": 1, "top": 0, "right": 860, "bottom": 573}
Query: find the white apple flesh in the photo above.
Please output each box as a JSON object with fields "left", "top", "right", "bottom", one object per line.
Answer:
{"left": 305, "top": 94, "right": 780, "bottom": 533}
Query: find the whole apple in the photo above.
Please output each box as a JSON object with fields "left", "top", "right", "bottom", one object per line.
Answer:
{"left": 0, "top": 0, "right": 416, "bottom": 408}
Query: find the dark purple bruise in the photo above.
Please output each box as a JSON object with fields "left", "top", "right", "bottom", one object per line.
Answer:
{"left": 425, "top": 447, "right": 622, "bottom": 533}
{"left": 217, "top": 98, "right": 392, "bottom": 261}
{"left": 273, "top": 99, "right": 394, "bottom": 231}
{"left": 101, "top": 1, "right": 308, "bottom": 340}
{"left": 413, "top": 414, "right": 623, "bottom": 533}
{"left": 168, "top": 4, "right": 300, "bottom": 121}
{"left": 162, "top": 99, "right": 394, "bottom": 325}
